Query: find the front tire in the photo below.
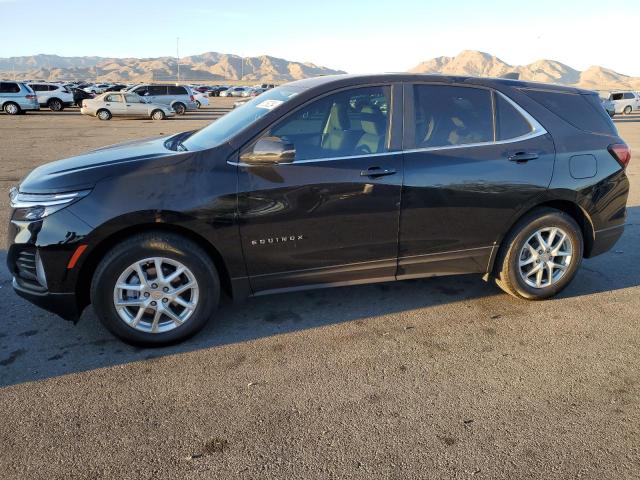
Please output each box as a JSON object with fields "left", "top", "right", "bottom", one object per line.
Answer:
{"left": 151, "top": 109, "right": 165, "bottom": 120}
{"left": 623, "top": 105, "right": 632, "bottom": 115}
{"left": 494, "top": 208, "right": 583, "bottom": 300}
{"left": 91, "top": 232, "right": 220, "bottom": 346}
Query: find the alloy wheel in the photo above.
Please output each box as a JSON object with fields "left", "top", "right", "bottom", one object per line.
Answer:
{"left": 113, "top": 257, "right": 199, "bottom": 333}
{"left": 518, "top": 227, "right": 573, "bottom": 289}
{"left": 5, "top": 103, "right": 18, "bottom": 115}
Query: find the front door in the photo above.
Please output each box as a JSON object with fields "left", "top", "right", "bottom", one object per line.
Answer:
{"left": 124, "top": 93, "right": 148, "bottom": 116}
{"left": 237, "top": 85, "right": 403, "bottom": 293}
{"left": 398, "top": 83, "right": 556, "bottom": 277}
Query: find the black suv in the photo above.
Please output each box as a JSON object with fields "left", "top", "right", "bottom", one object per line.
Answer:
{"left": 7, "top": 74, "right": 630, "bottom": 345}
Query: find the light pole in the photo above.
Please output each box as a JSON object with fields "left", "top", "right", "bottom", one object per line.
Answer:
{"left": 240, "top": 56, "right": 244, "bottom": 81}
{"left": 176, "top": 37, "right": 180, "bottom": 84}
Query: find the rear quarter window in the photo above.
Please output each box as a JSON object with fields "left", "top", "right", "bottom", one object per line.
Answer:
{"left": 523, "top": 89, "right": 617, "bottom": 135}
{"left": 0, "top": 82, "right": 20, "bottom": 93}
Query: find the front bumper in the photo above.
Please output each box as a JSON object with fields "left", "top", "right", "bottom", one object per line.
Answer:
{"left": 12, "top": 278, "right": 80, "bottom": 320}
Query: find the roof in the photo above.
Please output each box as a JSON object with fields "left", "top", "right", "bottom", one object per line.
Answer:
{"left": 286, "top": 73, "right": 596, "bottom": 95}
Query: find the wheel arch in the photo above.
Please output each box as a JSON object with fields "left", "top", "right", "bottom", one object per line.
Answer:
{"left": 76, "top": 222, "right": 234, "bottom": 311}
{"left": 489, "top": 199, "right": 595, "bottom": 276}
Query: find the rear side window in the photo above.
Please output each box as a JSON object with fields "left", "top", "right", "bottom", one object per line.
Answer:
{"left": 524, "top": 90, "right": 616, "bottom": 135}
{"left": 413, "top": 85, "right": 493, "bottom": 148}
{"left": 495, "top": 94, "right": 532, "bottom": 140}
{"left": 168, "top": 86, "right": 187, "bottom": 95}
{"left": 148, "top": 85, "right": 168, "bottom": 96}
{"left": 0, "top": 82, "right": 20, "bottom": 93}
{"left": 105, "top": 94, "right": 123, "bottom": 102}
{"left": 623, "top": 92, "right": 635, "bottom": 99}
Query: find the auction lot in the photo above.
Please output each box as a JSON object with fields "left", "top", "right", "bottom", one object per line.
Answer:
{"left": 0, "top": 101, "right": 638, "bottom": 479}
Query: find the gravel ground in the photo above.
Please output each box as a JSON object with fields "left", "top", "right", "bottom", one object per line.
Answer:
{"left": 0, "top": 102, "right": 638, "bottom": 480}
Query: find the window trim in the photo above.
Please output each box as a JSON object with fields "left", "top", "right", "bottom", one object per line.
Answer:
{"left": 234, "top": 83, "right": 400, "bottom": 166}
{"left": 403, "top": 82, "right": 546, "bottom": 153}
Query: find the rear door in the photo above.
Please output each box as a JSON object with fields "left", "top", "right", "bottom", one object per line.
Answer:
{"left": 237, "top": 84, "right": 404, "bottom": 293}
{"left": 146, "top": 85, "right": 168, "bottom": 105}
{"left": 103, "top": 93, "right": 127, "bottom": 115}
{"left": 398, "top": 83, "right": 555, "bottom": 278}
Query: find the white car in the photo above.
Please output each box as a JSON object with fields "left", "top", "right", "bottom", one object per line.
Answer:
{"left": 27, "top": 82, "right": 75, "bottom": 111}
{"left": 192, "top": 90, "right": 209, "bottom": 108}
{"left": 608, "top": 91, "right": 640, "bottom": 115}
{"left": 220, "top": 86, "right": 249, "bottom": 97}
{"left": 83, "top": 83, "right": 112, "bottom": 94}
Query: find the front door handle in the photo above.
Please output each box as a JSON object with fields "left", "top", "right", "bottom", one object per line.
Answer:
{"left": 508, "top": 152, "right": 539, "bottom": 163}
{"left": 360, "top": 167, "right": 397, "bottom": 177}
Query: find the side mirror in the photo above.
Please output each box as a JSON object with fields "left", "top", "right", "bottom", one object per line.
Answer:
{"left": 240, "top": 136, "right": 295, "bottom": 165}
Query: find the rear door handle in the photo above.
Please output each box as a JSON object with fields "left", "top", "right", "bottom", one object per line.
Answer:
{"left": 508, "top": 152, "right": 539, "bottom": 163}
{"left": 360, "top": 167, "right": 397, "bottom": 177}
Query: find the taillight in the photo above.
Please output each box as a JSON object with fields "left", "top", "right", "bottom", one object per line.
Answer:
{"left": 608, "top": 143, "right": 631, "bottom": 169}
{"left": 26, "top": 94, "right": 36, "bottom": 100}
{"left": 190, "top": 95, "right": 195, "bottom": 102}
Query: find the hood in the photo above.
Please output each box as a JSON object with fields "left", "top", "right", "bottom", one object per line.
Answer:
{"left": 19, "top": 134, "right": 188, "bottom": 194}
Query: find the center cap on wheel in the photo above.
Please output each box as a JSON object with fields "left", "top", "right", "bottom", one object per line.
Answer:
{"left": 151, "top": 291, "right": 163, "bottom": 300}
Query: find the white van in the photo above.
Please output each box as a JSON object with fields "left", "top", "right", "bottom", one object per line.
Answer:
{"left": 608, "top": 91, "right": 640, "bottom": 115}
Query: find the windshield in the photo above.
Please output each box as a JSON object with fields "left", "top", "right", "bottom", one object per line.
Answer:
{"left": 182, "top": 85, "right": 306, "bottom": 150}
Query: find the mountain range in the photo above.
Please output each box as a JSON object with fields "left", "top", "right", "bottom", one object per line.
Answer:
{"left": 1, "top": 50, "right": 638, "bottom": 90}
{"left": 0, "top": 52, "right": 345, "bottom": 83}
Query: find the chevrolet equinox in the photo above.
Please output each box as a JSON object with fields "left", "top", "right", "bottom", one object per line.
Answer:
{"left": 7, "top": 74, "right": 630, "bottom": 345}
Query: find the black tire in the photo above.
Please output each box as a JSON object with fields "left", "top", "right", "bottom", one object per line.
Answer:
{"left": 173, "top": 102, "right": 186, "bottom": 115}
{"left": 3, "top": 102, "right": 20, "bottom": 115}
{"left": 623, "top": 105, "right": 632, "bottom": 115}
{"left": 494, "top": 208, "right": 583, "bottom": 300}
{"left": 196, "top": 100, "right": 201, "bottom": 109}
{"left": 91, "top": 232, "right": 220, "bottom": 346}
{"left": 48, "top": 98, "right": 64, "bottom": 111}
{"left": 97, "top": 109, "right": 111, "bottom": 121}
{"left": 151, "top": 109, "right": 165, "bottom": 120}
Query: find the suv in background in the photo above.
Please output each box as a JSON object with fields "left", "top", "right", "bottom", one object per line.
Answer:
{"left": 128, "top": 84, "right": 197, "bottom": 114}
{"left": 0, "top": 81, "right": 39, "bottom": 115}
{"left": 28, "top": 83, "right": 75, "bottom": 111}
{"left": 608, "top": 91, "right": 640, "bottom": 115}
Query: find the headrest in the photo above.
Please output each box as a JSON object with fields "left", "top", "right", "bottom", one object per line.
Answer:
{"left": 326, "top": 103, "right": 350, "bottom": 131}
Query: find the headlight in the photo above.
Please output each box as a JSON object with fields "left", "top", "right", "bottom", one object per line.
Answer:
{"left": 9, "top": 188, "right": 91, "bottom": 221}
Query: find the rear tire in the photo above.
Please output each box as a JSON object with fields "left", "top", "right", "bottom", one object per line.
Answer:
{"left": 91, "top": 232, "right": 220, "bottom": 346}
{"left": 196, "top": 100, "right": 201, "bottom": 109}
{"left": 623, "top": 105, "right": 632, "bottom": 115}
{"left": 173, "top": 102, "right": 186, "bottom": 115}
{"left": 3, "top": 102, "right": 20, "bottom": 115}
{"left": 48, "top": 98, "right": 64, "bottom": 111}
{"left": 97, "top": 109, "right": 111, "bottom": 121}
{"left": 494, "top": 208, "right": 583, "bottom": 300}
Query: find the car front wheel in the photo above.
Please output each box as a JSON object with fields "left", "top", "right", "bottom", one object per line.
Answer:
{"left": 151, "top": 109, "right": 165, "bottom": 120}
{"left": 623, "top": 105, "right": 632, "bottom": 115}
{"left": 494, "top": 208, "right": 583, "bottom": 300}
{"left": 91, "top": 232, "right": 220, "bottom": 346}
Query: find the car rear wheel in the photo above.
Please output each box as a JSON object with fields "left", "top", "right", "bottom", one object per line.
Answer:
{"left": 173, "top": 102, "right": 186, "bottom": 115}
{"left": 3, "top": 102, "right": 20, "bottom": 115}
{"left": 623, "top": 105, "right": 632, "bottom": 115}
{"left": 91, "top": 232, "right": 220, "bottom": 346}
{"left": 151, "top": 109, "right": 166, "bottom": 120}
{"left": 97, "top": 109, "right": 111, "bottom": 121}
{"left": 494, "top": 208, "right": 583, "bottom": 300}
{"left": 196, "top": 100, "right": 201, "bottom": 109}
{"left": 48, "top": 98, "right": 64, "bottom": 111}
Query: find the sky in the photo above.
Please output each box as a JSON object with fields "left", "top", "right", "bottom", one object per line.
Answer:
{"left": 1, "top": 0, "right": 639, "bottom": 76}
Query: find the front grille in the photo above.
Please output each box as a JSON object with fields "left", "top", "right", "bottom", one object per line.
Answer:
{"left": 14, "top": 248, "right": 46, "bottom": 292}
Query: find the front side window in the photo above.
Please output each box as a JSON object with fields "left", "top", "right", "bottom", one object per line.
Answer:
{"left": 133, "top": 86, "right": 148, "bottom": 96}
{"left": 413, "top": 85, "right": 493, "bottom": 148}
{"left": 611, "top": 93, "right": 623, "bottom": 101}
{"left": 265, "top": 86, "right": 390, "bottom": 161}
{"left": 623, "top": 92, "right": 635, "bottom": 99}
{"left": 105, "top": 94, "right": 123, "bottom": 103}
{"left": 125, "top": 94, "right": 140, "bottom": 103}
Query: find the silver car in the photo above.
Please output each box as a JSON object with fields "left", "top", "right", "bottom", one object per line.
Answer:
{"left": 125, "top": 84, "right": 198, "bottom": 114}
{"left": 608, "top": 91, "right": 640, "bottom": 115}
{"left": 0, "top": 81, "right": 40, "bottom": 115}
{"left": 80, "top": 92, "right": 175, "bottom": 120}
